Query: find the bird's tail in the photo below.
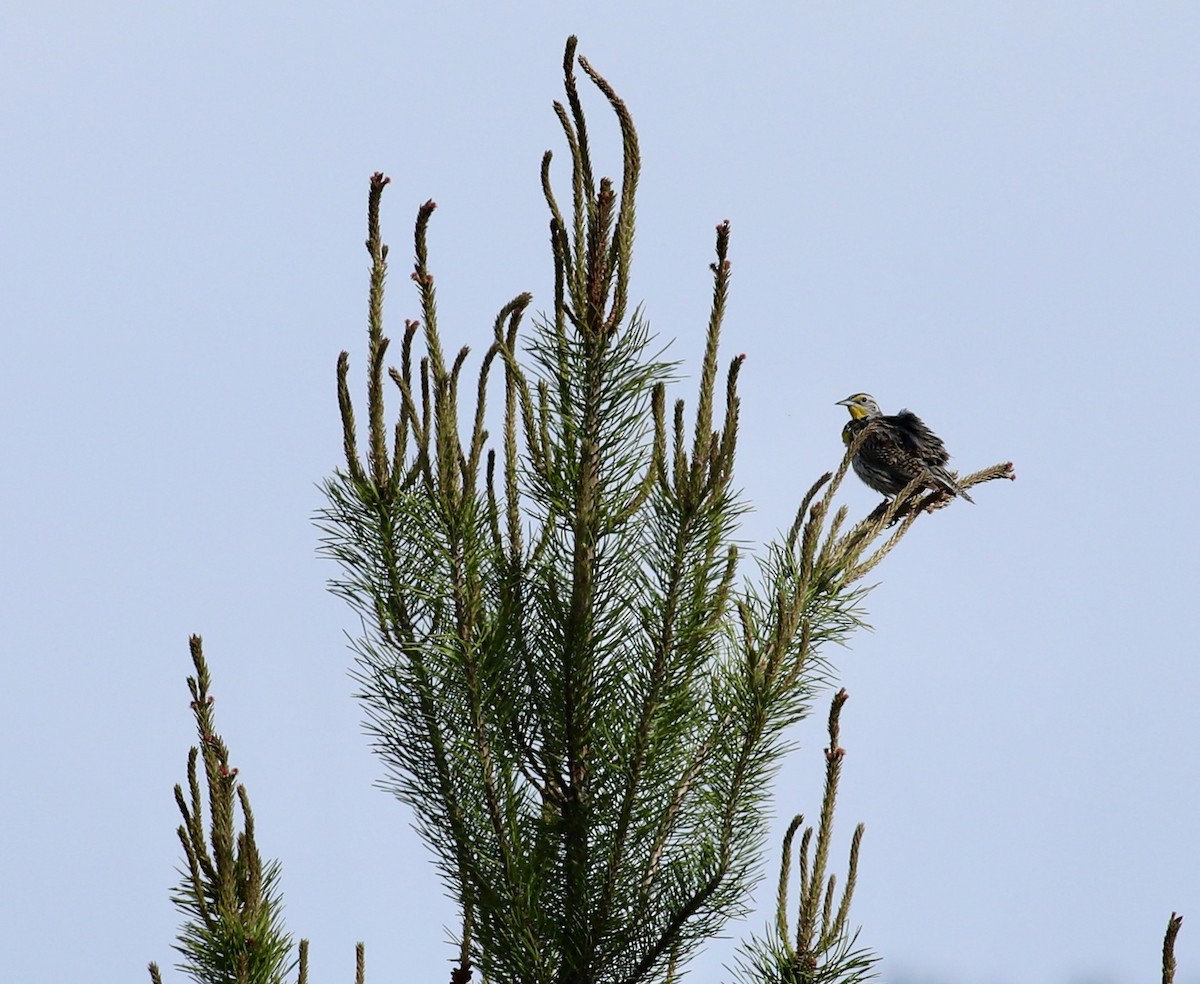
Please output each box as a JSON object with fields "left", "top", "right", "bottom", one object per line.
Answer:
{"left": 930, "top": 467, "right": 975, "bottom": 504}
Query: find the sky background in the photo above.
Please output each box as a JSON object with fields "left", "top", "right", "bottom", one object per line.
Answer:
{"left": 2, "top": 4, "right": 1198, "bottom": 983}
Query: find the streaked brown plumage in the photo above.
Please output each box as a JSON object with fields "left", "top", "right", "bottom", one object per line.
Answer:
{"left": 837, "top": 392, "right": 974, "bottom": 503}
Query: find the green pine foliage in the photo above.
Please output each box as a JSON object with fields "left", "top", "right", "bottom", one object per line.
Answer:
{"left": 151, "top": 636, "right": 294, "bottom": 984}
{"left": 733, "top": 691, "right": 877, "bottom": 984}
{"left": 316, "top": 36, "right": 998, "bottom": 984}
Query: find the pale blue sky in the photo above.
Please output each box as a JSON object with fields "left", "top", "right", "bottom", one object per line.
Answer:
{"left": 3, "top": 4, "right": 1198, "bottom": 983}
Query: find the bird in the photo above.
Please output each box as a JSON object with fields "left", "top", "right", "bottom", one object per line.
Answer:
{"left": 837, "top": 392, "right": 974, "bottom": 504}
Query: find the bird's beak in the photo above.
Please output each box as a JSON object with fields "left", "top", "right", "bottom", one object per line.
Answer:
{"left": 836, "top": 398, "right": 853, "bottom": 407}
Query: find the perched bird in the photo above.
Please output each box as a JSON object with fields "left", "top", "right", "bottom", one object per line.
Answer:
{"left": 837, "top": 392, "right": 974, "bottom": 503}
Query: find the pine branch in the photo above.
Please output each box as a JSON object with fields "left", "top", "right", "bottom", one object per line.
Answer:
{"left": 733, "top": 691, "right": 877, "bottom": 984}
{"left": 151, "top": 636, "right": 294, "bottom": 984}
{"left": 1163, "top": 912, "right": 1183, "bottom": 984}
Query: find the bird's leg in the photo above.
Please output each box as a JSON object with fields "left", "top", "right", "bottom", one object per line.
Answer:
{"left": 868, "top": 499, "right": 891, "bottom": 524}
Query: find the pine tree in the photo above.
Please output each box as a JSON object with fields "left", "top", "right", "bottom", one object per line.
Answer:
{"left": 316, "top": 36, "right": 1010, "bottom": 984}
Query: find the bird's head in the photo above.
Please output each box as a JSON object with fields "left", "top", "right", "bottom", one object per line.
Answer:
{"left": 837, "top": 392, "right": 882, "bottom": 420}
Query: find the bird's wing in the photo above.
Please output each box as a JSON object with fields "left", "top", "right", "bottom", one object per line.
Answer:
{"left": 861, "top": 422, "right": 927, "bottom": 482}
{"left": 892, "top": 410, "right": 950, "bottom": 465}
